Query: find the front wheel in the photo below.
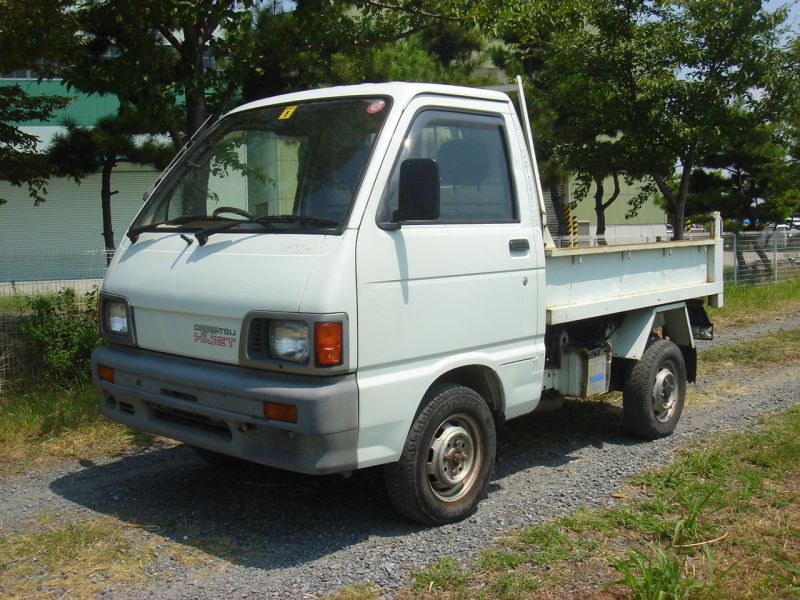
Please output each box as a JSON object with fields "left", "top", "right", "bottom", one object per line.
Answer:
{"left": 623, "top": 339, "right": 686, "bottom": 439}
{"left": 385, "top": 384, "right": 496, "bottom": 525}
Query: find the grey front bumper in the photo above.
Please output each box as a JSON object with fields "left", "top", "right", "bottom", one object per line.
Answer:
{"left": 92, "top": 345, "right": 358, "bottom": 474}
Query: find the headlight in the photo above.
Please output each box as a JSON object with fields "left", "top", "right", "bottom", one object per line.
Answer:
{"left": 100, "top": 294, "right": 135, "bottom": 345}
{"left": 105, "top": 301, "right": 129, "bottom": 334}
{"left": 268, "top": 320, "right": 309, "bottom": 363}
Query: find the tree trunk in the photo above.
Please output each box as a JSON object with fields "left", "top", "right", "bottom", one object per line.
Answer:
{"left": 594, "top": 173, "right": 620, "bottom": 246}
{"left": 182, "top": 24, "right": 208, "bottom": 138}
{"left": 594, "top": 176, "right": 606, "bottom": 237}
{"left": 101, "top": 157, "right": 116, "bottom": 265}
{"left": 673, "top": 163, "right": 693, "bottom": 241}
{"left": 653, "top": 163, "right": 692, "bottom": 241}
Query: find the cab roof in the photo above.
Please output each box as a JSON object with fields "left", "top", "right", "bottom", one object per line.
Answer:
{"left": 226, "top": 82, "right": 511, "bottom": 117}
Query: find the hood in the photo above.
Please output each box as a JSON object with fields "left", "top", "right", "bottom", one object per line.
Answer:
{"left": 103, "top": 231, "right": 325, "bottom": 364}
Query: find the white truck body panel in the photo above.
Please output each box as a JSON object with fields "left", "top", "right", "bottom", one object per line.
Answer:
{"left": 545, "top": 238, "right": 723, "bottom": 325}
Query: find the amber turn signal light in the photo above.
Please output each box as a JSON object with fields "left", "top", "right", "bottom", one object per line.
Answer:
{"left": 315, "top": 321, "right": 343, "bottom": 366}
{"left": 97, "top": 364, "right": 115, "bottom": 383}
{"left": 263, "top": 401, "right": 298, "bottom": 423}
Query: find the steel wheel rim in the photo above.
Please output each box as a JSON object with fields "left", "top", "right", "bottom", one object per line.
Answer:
{"left": 426, "top": 413, "right": 483, "bottom": 502}
{"left": 652, "top": 363, "right": 678, "bottom": 422}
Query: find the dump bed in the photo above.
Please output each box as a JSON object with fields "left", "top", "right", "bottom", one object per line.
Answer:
{"left": 545, "top": 216, "right": 724, "bottom": 325}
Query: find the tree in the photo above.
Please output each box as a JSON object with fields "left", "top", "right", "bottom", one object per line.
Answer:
{"left": 48, "top": 114, "right": 172, "bottom": 260}
{"left": 63, "top": 0, "right": 257, "bottom": 146}
{"left": 0, "top": 0, "right": 76, "bottom": 204}
{"left": 487, "top": 1, "right": 590, "bottom": 238}
{"left": 607, "top": 0, "right": 783, "bottom": 239}
{"left": 0, "top": 88, "right": 70, "bottom": 205}
{"left": 490, "top": 0, "right": 786, "bottom": 240}
{"left": 230, "top": 1, "right": 491, "bottom": 101}
{"left": 685, "top": 110, "right": 787, "bottom": 224}
{"left": 764, "top": 32, "right": 800, "bottom": 216}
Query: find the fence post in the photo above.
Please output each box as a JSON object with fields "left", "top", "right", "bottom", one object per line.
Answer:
{"left": 732, "top": 233, "right": 738, "bottom": 285}
{"left": 774, "top": 229, "right": 779, "bottom": 284}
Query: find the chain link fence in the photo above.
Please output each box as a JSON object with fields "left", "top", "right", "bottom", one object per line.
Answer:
{"left": 723, "top": 230, "right": 800, "bottom": 285}
{"left": 1, "top": 233, "right": 799, "bottom": 391}
{"left": 0, "top": 249, "right": 109, "bottom": 393}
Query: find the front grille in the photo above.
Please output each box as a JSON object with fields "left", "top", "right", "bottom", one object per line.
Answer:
{"left": 247, "top": 317, "right": 270, "bottom": 360}
{"left": 146, "top": 402, "right": 232, "bottom": 440}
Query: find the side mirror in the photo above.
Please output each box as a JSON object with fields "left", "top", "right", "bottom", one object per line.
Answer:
{"left": 393, "top": 158, "right": 440, "bottom": 223}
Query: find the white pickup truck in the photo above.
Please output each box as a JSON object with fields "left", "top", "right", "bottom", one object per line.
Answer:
{"left": 92, "top": 82, "right": 723, "bottom": 524}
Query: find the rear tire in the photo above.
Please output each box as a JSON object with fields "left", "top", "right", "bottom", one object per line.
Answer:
{"left": 385, "top": 384, "right": 496, "bottom": 525}
{"left": 623, "top": 340, "right": 686, "bottom": 439}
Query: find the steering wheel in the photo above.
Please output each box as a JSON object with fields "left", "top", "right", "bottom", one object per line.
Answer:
{"left": 212, "top": 206, "right": 255, "bottom": 219}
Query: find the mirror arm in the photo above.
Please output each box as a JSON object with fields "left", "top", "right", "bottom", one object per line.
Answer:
{"left": 378, "top": 220, "right": 401, "bottom": 231}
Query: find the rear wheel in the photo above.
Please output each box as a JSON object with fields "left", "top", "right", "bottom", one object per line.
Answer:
{"left": 385, "top": 384, "right": 496, "bottom": 525}
{"left": 623, "top": 340, "right": 686, "bottom": 439}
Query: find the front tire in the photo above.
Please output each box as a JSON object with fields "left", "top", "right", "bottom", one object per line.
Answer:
{"left": 385, "top": 384, "right": 496, "bottom": 525}
{"left": 623, "top": 340, "right": 686, "bottom": 439}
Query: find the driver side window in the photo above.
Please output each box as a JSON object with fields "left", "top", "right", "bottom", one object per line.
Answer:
{"left": 381, "top": 110, "right": 517, "bottom": 223}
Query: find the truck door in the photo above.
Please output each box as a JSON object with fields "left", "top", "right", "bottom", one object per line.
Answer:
{"left": 354, "top": 97, "right": 546, "bottom": 466}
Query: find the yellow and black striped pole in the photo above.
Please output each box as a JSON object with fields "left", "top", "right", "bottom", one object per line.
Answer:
{"left": 684, "top": 218, "right": 692, "bottom": 233}
{"left": 571, "top": 215, "right": 578, "bottom": 246}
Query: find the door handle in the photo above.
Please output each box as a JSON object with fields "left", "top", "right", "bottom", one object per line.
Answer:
{"left": 509, "top": 238, "right": 530, "bottom": 252}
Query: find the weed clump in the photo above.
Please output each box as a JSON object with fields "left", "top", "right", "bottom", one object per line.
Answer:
{"left": 17, "top": 288, "right": 102, "bottom": 386}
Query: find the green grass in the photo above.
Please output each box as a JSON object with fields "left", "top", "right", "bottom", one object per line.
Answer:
{"left": 610, "top": 543, "right": 703, "bottom": 600}
{"left": 0, "top": 293, "right": 30, "bottom": 315}
{"left": 709, "top": 277, "right": 800, "bottom": 327}
{"left": 0, "top": 383, "right": 99, "bottom": 437}
{"left": 0, "top": 512, "right": 217, "bottom": 598}
{"left": 0, "top": 383, "right": 158, "bottom": 471}
{"left": 700, "top": 328, "right": 800, "bottom": 374}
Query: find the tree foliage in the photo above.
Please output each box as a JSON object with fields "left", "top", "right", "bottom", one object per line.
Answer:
{"left": 61, "top": 0, "right": 259, "bottom": 145}
{"left": 2, "top": 0, "right": 796, "bottom": 234}
{"left": 491, "top": 0, "right": 790, "bottom": 238}
{"left": 0, "top": 0, "right": 76, "bottom": 204}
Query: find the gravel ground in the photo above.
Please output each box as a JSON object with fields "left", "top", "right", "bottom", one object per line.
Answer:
{"left": 1, "top": 322, "right": 799, "bottom": 598}
{"left": 702, "top": 312, "right": 800, "bottom": 348}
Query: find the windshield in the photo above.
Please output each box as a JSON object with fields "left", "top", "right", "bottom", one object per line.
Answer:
{"left": 132, "top": 97, "right": 391, "bottom": 234}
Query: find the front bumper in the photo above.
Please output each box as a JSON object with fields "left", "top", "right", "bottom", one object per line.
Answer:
{"left": 92, "top": 345, "right": 358, "bottom": 474}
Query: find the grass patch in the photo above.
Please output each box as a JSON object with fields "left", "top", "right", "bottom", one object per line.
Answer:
{"left": 0, "top": 383, "right": 160, "bottom": 473}
{"left": 699, "top": 328, "right": 800, "bottom": 374}
{"left": 0, "top": 512, "right": 216, "bottom": 598}
{"left": 411, "top": 557, "right": 468, "bottom": 594}
{"left": 393, "top": 404, "right": 800, "bottom": 598}
{"left": 709, "top": 278, "right": 800, "bottom": 328}
{"left": 0, "top": 294, "right": 26, "bottom": 315}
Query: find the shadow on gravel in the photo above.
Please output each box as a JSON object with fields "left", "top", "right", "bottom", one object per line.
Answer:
{"left": 50, "top": 398, "right": 643, "bottom": 571}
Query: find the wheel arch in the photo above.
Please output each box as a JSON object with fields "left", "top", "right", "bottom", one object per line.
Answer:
{"left": 429, "top": 364, "right": 505, "bottom": 424}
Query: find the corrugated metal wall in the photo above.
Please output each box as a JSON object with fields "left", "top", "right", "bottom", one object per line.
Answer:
{"left": 0, "top": 164, "right": 158, "bottom": 281}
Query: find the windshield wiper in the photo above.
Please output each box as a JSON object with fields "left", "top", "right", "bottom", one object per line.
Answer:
{"left": 126, "top": 214, "right": 217, "bottom": 244}
{"left": 194, "top": 217, "right": 274, "bottom": 246}
{"left": 194, "top": 215, "right": 338, "bottom": 246}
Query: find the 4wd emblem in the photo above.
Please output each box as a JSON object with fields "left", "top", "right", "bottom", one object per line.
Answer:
{"left": 193, "top": 324, "right": 237, "bottom": 348}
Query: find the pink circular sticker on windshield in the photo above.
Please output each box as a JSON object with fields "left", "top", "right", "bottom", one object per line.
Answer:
{"left": 367, "top": 100, "right": 386, "bottom": 114}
